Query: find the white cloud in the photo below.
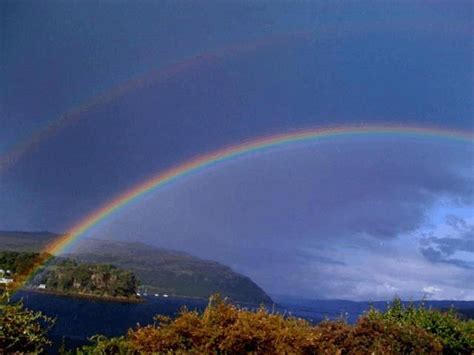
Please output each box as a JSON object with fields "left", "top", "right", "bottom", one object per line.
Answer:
{"left": 423, "top": 286, "right": 442, "bottom": 294}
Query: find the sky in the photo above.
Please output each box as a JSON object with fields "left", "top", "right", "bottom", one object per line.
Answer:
{"left": 1, "top": 1, "right": 473, "bottom": 300}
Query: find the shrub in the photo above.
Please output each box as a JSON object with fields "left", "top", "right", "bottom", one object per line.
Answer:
{"left": 73, "top": 295, "right": 471, "bottom": 354}
{"left": 127, "top": 295, "right": 320, "bottom": 354}
{"left": 0, "top": 291, "right": 55, "bottom": 354}
{"left": 71, "top": 335, "right": 133, "bottom": 355}
{"left": 367, "top": 298, "right": 474, "bottom": 354}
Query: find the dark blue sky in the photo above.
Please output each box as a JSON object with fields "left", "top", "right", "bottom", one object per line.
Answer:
{"left": 1, "top": 1, "right": 473, "bottom": 299}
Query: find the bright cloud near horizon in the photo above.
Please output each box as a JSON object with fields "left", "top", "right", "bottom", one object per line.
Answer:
{"left": 1, "top": 1, "right": 473, "bottom": 300}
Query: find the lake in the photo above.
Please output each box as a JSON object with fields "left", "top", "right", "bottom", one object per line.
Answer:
{"left": 12, "top": 291, "right": 474, "bottom": 353}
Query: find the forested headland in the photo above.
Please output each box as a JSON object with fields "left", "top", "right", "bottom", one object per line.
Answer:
{"left": 0, "top": 251, "right": 139, "bottom": 300}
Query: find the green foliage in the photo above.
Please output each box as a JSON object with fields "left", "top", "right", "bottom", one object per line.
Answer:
{"left": 43, "top": 260, "right": 139, "bottom": 299}
{"left": 367, "top": 297, "right": 474, "bottom": 354}
{"left": 71, "top": 335, "right": 133, "bottom": 355}
{"left": 0, "top": 251, "right": 50, "bottom": 276}
{"left": 0, "top": 249, "right": 139, "bottom": 299}
{"left": 0, "top": 290, "right": 55, "bottom": 354}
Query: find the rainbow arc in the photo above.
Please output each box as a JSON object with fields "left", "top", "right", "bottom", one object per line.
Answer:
{"left": 12, "top": 124, "right": 473, "bottom": 293}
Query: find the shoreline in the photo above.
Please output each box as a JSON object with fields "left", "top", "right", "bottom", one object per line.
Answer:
{"left": 17, "top": 288, "right": 269, "bottom": 307}
{"left": 134, "top": 288, "right": 272, "bottom": 306}
{"left": 20, "top": 287, "right": 145, "bottom": 304}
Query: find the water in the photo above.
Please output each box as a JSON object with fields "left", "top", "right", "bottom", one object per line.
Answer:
{"left": 11, "top": 291, "right": 474, "bottom": 353}
{"left": 12, "top": 291, "right": 209, "bottom": 351}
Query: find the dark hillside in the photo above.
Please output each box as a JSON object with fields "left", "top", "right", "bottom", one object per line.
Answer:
{"left": 0, "top": 232, "right": 272, "bottom": 304}
{"left": 71, "top": 239, "right": 272, "bottom": 304}
{"left": 0, "top": 231, "right": 59, "bottom": 252}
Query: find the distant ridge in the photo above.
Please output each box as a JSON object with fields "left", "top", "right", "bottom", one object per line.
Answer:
{"left": 0, "top": 230, "right": 61, "bottom": 252}
{"left": 0, "top": 231, "right": 272, "bottom": 304}
{"left": 70, "top": 238, "right": 272, "bottom": 304}
{"left": 0, "top": 230, "right": 58, "bottom": 235}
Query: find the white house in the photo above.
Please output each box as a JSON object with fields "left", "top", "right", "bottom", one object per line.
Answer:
{"left": 38, "top": 284, "right": 46, "bottom": 289}
{"left": 0, "top": 277, "right": 13, "bottom": 284}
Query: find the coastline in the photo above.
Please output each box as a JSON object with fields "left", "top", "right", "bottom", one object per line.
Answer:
{"left": 22, "top": 287, "right": 145, "bottom": 304}
{"left": 11, "top": 287, "right": 269, "bottom": 306}
{"left": 135, "top": 290, "right": 271, "bottom": 307}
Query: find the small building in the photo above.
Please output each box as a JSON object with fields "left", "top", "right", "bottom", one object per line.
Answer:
{"left": 0, "top": 277, "right": 13, "bottom": 284}
{"left": 38, "top": 284, "right": 47, "bottom": 289}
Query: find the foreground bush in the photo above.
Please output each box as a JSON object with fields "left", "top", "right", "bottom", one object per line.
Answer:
{"left": 314, "top": 317, "right": 443, "bottom": 354}
{"left": 73, "top": 295, "right": 472, "bottom": 354}
{"left": 367, "top": 298, "right": 473, "bottom": 354}
{"left": 4, "top": 292, "right": 470, "bottom": 354}
{"left": 0, "top": 291, "right": 55, "bottom": 354}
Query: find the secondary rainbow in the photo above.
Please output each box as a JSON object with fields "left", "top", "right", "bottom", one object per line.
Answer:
{"left": 14, "top": 124, "right": 473, "bottom": 290}
{"left": 3, "top": 17, "right": 470, "bottom": 176}
{"left": 0, "top": 32, "right": 310, "bottom": 175}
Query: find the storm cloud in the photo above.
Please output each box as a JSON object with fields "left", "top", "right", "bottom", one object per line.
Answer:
{"left": 2, "top": 1, "right": 472, "bottom": 300}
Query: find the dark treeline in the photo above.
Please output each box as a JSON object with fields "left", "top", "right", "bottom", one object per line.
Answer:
{"left": 43, "top": 260, "right": 138, "bottom": 299}
{"left": 0, "top": 251, "right": 50, "bottom": 276}
{"left": 0, "top": 251, "right": 139, "bottom": 299}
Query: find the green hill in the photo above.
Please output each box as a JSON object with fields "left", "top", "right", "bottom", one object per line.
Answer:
{"left": 0, "top": 231, "right": 272, "bottom": 304}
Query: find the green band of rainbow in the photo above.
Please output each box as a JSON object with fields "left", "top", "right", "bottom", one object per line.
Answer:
{"left": 14, "top": 124, "right": 474, "bottom": 291}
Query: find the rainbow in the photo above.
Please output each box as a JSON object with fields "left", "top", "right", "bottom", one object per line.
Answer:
{"left": 13, "top": 124, "right": 474, "bottom": 291}
{"left": 0, "top": 32, "right": 310, "bottom": 175}
{"left": 2, "top": 16, "right": 471, "bottom": 176}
